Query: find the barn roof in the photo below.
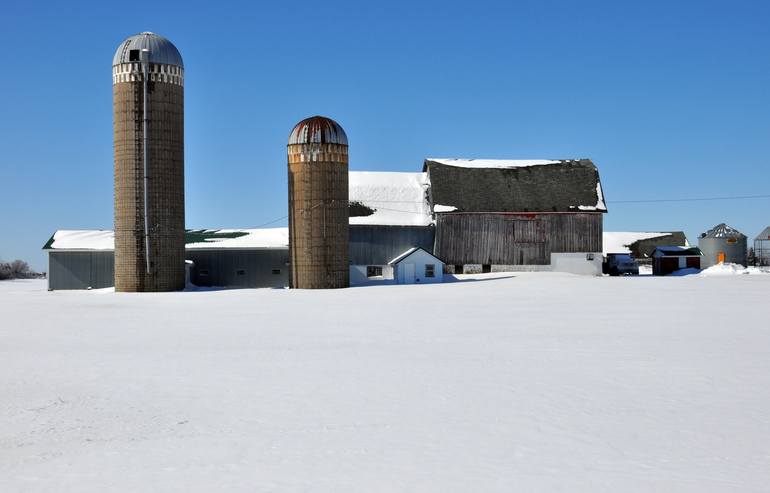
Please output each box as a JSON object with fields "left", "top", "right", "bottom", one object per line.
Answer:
{"left": 603, "top": 231, "right": 689, "bottom": 256}
{"left": 652, "top": 246, "right": 702, "bottom": 257}
{"left": 348, "top": 171, "right": 432, "bottom": 226}
{"left": 388, "top": 247, "right": 444, "bottom": 265}
{"left": 43, "top": 228, "right": 289, "bottom": 251}
{"left": 423, "top": 158, "right": 607, "bottom": 213}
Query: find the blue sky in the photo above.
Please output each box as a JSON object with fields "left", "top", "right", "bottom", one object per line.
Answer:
{"left": 2, "top": 0, "right": 769, "bottom": 270}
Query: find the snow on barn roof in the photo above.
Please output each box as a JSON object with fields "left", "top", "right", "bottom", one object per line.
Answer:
{"left": 652, "top": 245, "right": 702, "bottom": 256}
{"left": 423, "top": 158, "right": 607, "bottom": 213}
{"left": 185, "top": 228, "right": 288, "bottom": 249}
{"left": 43, "top": 228, "right": 289, "bottom": 251}
{"left": 42, "top": 230, "right": 115, "bottom": 251}
{"left": 387, "top": 246, "right": 444, "bottom": 265}
{"left": 348, "top": 171, "right": 432, "bottom": 227}
{"left": 603, "top": 231, "right": 689, "bottom": 256}
{"left": 426, "top": 158, "right": 562, "bottom": 169}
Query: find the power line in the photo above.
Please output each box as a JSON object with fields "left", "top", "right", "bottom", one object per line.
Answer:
{"left": 608, "top": 194, "right": 770, "bottom": 204}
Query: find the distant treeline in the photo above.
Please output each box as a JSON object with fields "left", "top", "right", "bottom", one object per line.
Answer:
{"left": 0, "top": 260, "right": 44, "bottom": 280}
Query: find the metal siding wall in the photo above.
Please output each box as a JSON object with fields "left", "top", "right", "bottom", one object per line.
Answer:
{"left": 186, "top": 250, "right": 288, "bottom": 288}
{"left": 90, "top": 252, "right": 115, "bottom": 289}
{"left": 48, "top": 252, "right": 91, "bottom": 290}
{"left": 349, "top": 226, "right": 435, "bottom": 265}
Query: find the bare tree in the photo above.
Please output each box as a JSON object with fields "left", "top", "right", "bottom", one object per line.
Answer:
{"left": 0, "top": 262, "right": 11, "bottom": 280}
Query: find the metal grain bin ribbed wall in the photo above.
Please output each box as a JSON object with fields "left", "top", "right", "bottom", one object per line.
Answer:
{"left": 755, "top": 227, "right": 770, "bottom": 266}
{"left": 698, "top": 223, "right": 747, "bottom": 268}
{"left": 287, "top": 116, "right": 349, "bottom": 289}
{"left": 113, "top": 32, "right": 185, "bottom": 292}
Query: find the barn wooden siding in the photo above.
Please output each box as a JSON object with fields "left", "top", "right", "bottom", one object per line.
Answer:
{"left": 434, "top": 213, "right": 602, "bottom": 265}
{"left": 349, "top": 225, "right": 435, "bottom": 265}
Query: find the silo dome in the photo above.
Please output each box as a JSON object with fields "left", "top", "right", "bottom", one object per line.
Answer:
{"left": 288, "top": 116, "right": 348, "bottom": 146}
{"left": 113, "top": 32, "right": 184, "bottom": 68}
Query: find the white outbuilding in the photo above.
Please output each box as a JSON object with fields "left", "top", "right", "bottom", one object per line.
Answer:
{"left": 388, "top": 247, "right": 445, "bottom": 284}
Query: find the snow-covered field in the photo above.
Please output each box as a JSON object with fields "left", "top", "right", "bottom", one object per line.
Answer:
{"left": 2, "top": 274, "right": 770, "bottom": 492}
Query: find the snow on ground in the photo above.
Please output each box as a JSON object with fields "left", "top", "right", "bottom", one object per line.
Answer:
{"left": 2, "top": 275, "right": 770, "bottom": 492}
{"left": 700, "top": 263, "right": 770, "bottom": 276}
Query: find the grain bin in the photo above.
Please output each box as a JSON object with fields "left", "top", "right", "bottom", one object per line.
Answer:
{"left": 753, "top": 227, "right": 770, "bottom": 266}
{"left": 113, "top": 32, "right": 185, "bottom": 292}
{"left": 698, "top": 223, "right": 747, "bottom": 268}
{"left": 287, "top": 116, "right": 349, "bottom": 289}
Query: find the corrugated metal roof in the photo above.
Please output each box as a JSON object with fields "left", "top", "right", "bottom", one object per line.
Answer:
{"left": 700, "top": 223, "right": 746, "bottom": 239}
{"left": 288, "top": 116, "right": 348, "bottom": 145}
{"left": 755, "top": 226, "right": 770, "bottom": 241}
{"left": 113, "top": 32, "right": 184, "bottom": 67}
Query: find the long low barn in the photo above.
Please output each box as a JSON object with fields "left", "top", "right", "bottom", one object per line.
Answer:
{"left": 44, "top": 229, "right": 290, "bottom": 290}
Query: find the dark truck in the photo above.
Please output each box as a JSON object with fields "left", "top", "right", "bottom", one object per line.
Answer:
{"left": 603, "top": 253, "right": 640, "bottom": 276}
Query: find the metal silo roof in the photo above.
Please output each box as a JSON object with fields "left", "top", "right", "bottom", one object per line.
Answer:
{"left": 754, "top": 226, "right": 770, "bottom": 241}
{"left": 288, "top": 116, "right": 348, "bottom": 145}
{"left": 113, "top": 32, "right": 184, "bottom": 68}
{"left": 701, "top": 223, "right": 746, "bottom": 239}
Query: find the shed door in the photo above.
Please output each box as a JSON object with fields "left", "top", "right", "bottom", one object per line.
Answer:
{"left": 403, "top": 263, "right": 415, "bottom": 284}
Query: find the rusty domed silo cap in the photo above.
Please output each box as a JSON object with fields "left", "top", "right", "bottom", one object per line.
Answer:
{"left": 288, "top": 116, "right": 348, "bottom": 146}
{"left": 113, "top": 32, "right": 184, "bottom": 68}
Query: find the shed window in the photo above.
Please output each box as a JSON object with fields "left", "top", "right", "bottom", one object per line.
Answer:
{"left": 425, "top": 264, "right": 435, "bottom": 278}
{"left": 236, "top": 269, "right": 246, "bottom": 276}
{"left": 272, "top": 269, "right": 281, "bottom": 275}
{"left": 366, "top": 266, "right": 382, "bottom": 277}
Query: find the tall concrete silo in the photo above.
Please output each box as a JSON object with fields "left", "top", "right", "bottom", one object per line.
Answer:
{"left": 287, "top": 116, "right": 350, "bottom": 289}
{"left": 698, "top": 223, "right": 747, "bottom": 268}
{"left": 113, "top": 32, "right": 185, "bottom": 292}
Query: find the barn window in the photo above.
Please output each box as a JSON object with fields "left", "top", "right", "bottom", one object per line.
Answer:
{"left": 129, "top": 49, "right": 140, "bottom": 62}
{"left": 236, "top": 269, "right": 246, "bottom": 276}
{"left": 425, "top": 264, "right": 435, "bottom": 278}
{"left": 366, "top": 266, "right": 382, "bottom": 277}
{"left": 272, "top": 269, "right": 281, "bottom": 275}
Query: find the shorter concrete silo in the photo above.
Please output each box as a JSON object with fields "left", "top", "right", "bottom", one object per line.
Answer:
{"left": 698, "top": 223, "right": 747, "bottom": 268}
{"left": 287, "top": 116, "right": 350, "bottom": 289}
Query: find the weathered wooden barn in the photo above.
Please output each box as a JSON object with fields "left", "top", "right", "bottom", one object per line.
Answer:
{"left": 424, "top": 158, "right": 607, "bottom": 272}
